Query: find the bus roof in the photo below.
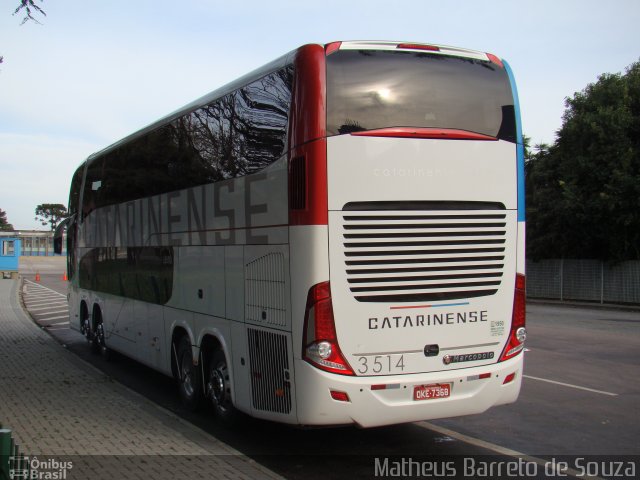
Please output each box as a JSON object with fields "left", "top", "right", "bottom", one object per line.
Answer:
{"left": 327, "top": 40, "right": 492, "bottom": 62}
{"left": 86, "top": 40, "right": 498, "bottom": 165}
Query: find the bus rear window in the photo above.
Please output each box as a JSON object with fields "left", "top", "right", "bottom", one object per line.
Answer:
{"left": 326, "top": 50, "right": 516, "bottom": 141}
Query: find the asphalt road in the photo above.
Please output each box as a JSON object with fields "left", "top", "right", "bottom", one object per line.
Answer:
{"left": 434, "top": 302, "right": 640, "bottom": 456}
{"left": 19, "top": 261, "right": 640, "bottom": 478}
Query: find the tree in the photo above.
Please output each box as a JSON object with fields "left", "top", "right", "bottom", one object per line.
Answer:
{"left": 0, "top": 208, "right": 14, "bottom": 231}
{"left": 1, "top": 1, "right": 46, "bottom": 68}
{"left": 13, "top": 0, "right": 46, "bottom": 25}
{"left": 526, "top": 60, "right": 640, "bottom": 261}
{"left": 35, "top": 203, "right": 67, "bottom": 231}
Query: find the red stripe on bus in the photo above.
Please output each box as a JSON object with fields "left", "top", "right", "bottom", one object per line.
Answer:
{"left": 289, "top": 44, "right": 328, "bottom": 226}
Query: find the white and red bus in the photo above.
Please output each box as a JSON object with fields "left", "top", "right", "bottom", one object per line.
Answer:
{"left": 58, "top": 41, "right": 526, "bottom": 427}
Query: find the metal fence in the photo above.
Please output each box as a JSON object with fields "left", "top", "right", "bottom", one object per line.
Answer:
{"left": 526, "top": 259, "right": 640, "bottom": 305}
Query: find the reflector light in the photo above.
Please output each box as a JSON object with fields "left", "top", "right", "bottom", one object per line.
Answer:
{"left": 503, "top": 372, "right": 516, "bottom": 385}
{"left": 330, "top": 390, "right": 350, "bottom": 402}
{"left": 500, "top": 274, "right": 527, "bottom": 362}
{"left": 397, "top": 43, "right": 440, "bottom": 52}
{"left": 371, "top": 384, "right": 386, "bottom": 391}
{"left": 479, "top": 373, "right": 492, "bottom": 380}
{"left": 325, "top": 41, "right": 342, "bottom": 55}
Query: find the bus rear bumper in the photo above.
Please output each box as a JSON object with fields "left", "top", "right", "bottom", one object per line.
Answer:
{"left": 294, "top": 356, "right": 523, "bottom": 428}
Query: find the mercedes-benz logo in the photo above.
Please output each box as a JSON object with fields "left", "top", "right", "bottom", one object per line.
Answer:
{"left": 442, "top": 355, "right": 452, "bottom": 365}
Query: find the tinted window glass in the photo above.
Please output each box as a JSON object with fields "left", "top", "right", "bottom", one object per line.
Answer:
{"left": 68, "top": 164, "right": 84, "bottom": 215}
{"left": 327, "top": 51, "right": 515, "bottom": 140}
{"left": 97, "top": 125, "right": 214, "bottom": 209}
{"left": 81, "top": 66, "right": 294, "bottom": 212}
{"left": 189, "top": 66, "right": 294, "bottom": 179}
{"left": 79, "top": 247, "right": 173, "bottom": 304}
{"left": 82, "top": 157, "right": 104, "bottom": 219}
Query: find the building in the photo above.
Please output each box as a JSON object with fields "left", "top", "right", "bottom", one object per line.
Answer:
{"left": 0, "top": 230, "right": 66, "bottom": 256}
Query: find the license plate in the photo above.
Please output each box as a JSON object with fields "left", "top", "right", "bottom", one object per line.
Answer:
{"left": 413, "top": 383, "right": 451, "bottom": 401}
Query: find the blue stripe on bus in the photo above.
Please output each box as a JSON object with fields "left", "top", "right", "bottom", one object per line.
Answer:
{"left": 503, "top": 60, "right": 525, "bottom": 222}
{"left": 432, "top": 302, "right": 470, "bottom": 308}
{"left": 390, "top": 302, "right": 470, "bottom": 310}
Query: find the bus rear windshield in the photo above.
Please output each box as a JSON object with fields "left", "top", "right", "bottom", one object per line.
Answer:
{"left": 326, "top": 50, "right": 516, "bottom": 142}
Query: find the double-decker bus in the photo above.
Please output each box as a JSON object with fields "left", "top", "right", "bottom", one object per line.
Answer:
{"left": 57, "top": 41, "right": 526, "bottom": 427}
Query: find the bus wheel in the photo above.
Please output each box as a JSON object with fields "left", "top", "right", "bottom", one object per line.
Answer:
{"left": 176, "top": 335, "right": 202, "bottom": 411}
{"left": 90, "top": 308, "right": 110, "bottom": 360}
{"left": 206, "top": 349, "right": 236, "bottom": 422}
{"left": 80, "top": 304, "right": 90, "bottom": 343}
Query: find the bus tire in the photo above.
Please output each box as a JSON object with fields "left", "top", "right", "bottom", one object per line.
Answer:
{"left": 176, "top": 335, "right": 202, "bottom": 411}
{"left": 206, "top": 349, "right": 236, "bottom": 422}
{"left": 90, "top": 307, "right": 110, "bottom": 360}
{"left": 80, "top": 302, "right": 91, "bottom": 343}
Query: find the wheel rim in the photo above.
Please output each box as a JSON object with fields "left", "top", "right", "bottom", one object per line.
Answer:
{"left": 180, "top": 352, "right": 195, "bottom": 397}
{"left": 208, "top": 362, "right": 230, "bottom": 413}
{"left": 96, "top": 323, "right": 106, "bottom": 354}
{"left": 83, "top": 319, "right": 91, "bottom": 341}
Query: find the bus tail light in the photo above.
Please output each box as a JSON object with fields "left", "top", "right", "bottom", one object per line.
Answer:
{"left": 397, "top": 43, "right": 440, "bottom": 52}
{"left": 350, "top": 127, "right": 496, "bottom": 141}
{"left": 325, "top": 41, "right": 342, "bottom": 55}
{"left": 500, "top": 274, "right": 527, "bottom": 362}
{"left": 303, "top": 282, "right": 354, "bottom": 376}
{"left": 486, "top": 53, "right": 504, "bottom": 68}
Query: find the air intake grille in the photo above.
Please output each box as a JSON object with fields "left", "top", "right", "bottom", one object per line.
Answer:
{"left": 248, "top": 328, "right": 292, "bottom": 414}
{"left": 342, "top": 206, "right": 506, "bottom": 302}
{"left": 245, "top": 252, "right": 287, "bottom": 327}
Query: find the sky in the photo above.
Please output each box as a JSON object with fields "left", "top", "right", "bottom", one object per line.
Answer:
{"left": 1, "top": 0, "right": 639, "bottom": 230}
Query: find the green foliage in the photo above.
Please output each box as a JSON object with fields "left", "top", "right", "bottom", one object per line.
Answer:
{"left": 2, "top": 1, "right": 46, "bottom": 66}
{"left": 526, "top": 61, "right": 640, "bottom": 261}
{"left": 0, "top": 208, "right": 14, "bottom": 231}
{"left": 34, "top": 203, "right": 67, "bottom": 231}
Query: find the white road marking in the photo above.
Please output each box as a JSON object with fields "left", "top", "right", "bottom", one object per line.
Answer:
{"left": 26, "top": 299, "right": 68, "bottom": 307}
{"left": 26, "top": 292, "right": 65, "bottom": 299}
{"left": 22, "top": 279, "right": 70, "bottom": 329}
{"left": 418, "top": 422, "right": 606, "bottom": 480}
{"left": 27, "top": 304, "right": 68, "bottom": 311}
{"left": 26, "top": 296, "right": 65, "bottom": 303}
{"left": 34, "top": 309, "right": 69, "bottom": 316}
{"left": 418, "top": 421, "right": 527, "bottom": 456}
{"left": 24, "top": 279, "right": 66, "bottom": 297}
{"left": 28, "top": 304, "right": 68, "bottom": 312}
{"left": 37, "top": 315, "right": 70, "bottom": 322}
{"left": 523, "top": 375, "right": 618, "bottom": 397}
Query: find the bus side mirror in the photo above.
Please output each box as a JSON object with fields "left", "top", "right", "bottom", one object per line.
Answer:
{"left": 54, "top": 237, "right": 63, "bottom": 254}
{"left": 53, "top": 216, "right": 72, "bottom": 255}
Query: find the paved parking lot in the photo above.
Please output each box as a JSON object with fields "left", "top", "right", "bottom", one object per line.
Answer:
{"left": 22, "top": 278, "right": 69, "bottom": 331}
{"left": 14, "top": 256, "right": 640, "bottom": 479}
{"left": 19, "top": 255, "right": 66, "bottom": 275}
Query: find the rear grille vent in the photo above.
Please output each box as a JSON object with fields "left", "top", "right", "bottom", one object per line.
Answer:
{"left": 289, "top": 156, "right": 306, "bottom": 210}
{"left": 342, "top": 207, "right": 506, "bottom": 302}
{"left": 248, "top": 328, "right": 292, "bottom": 414}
